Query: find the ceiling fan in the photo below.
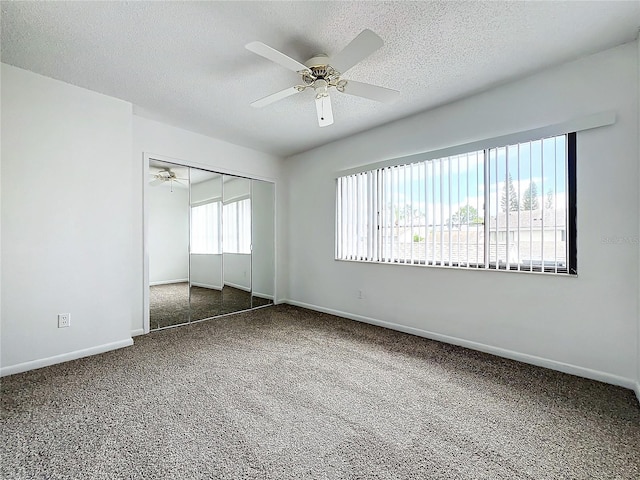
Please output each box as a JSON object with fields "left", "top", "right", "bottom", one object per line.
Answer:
{"left": 149, "top": 168, "right": 187, "bottom": 192}
{"left": 246, "top": 29, "right": 399, "bottom": 127}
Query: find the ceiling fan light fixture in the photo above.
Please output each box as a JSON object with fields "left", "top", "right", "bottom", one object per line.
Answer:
{"left": 315, "top": 93, "right": 333, "bottom": 127}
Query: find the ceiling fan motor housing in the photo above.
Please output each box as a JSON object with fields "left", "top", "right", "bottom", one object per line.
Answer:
{"left": 305, "top": 54, "right": 331, "bottom": 69}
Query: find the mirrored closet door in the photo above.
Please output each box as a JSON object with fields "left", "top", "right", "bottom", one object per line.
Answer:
{"left": 148, "top": 160, "right": 275, "bottom": 331}
{"left": 189, "top": 169, "right": 223, "bottom": 322}
{"left": 148, "top": 160, "right": 190, "bottom": 330}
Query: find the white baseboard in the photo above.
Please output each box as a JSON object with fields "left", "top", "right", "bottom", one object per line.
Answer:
{"left": 131, "top": 329, "right": 145, "bottom": 337}
{"left": 191, "top": 282, "right": 222, "bottom": 290}
{"left": 224, "top": 282, "right": 251, "bottom": 292}
{"left": 150, "top": 278, "right": 188, "bottom": 286}
{"left": 282, "top": 299, "right": 637, "bottom": 392}
{"left": 252, "top": 291, "right": 274, "bottom": 300}
{"left": 635, "top": 382, "right": 640, "bottom": 406}
{"left": 0, "top": 338, "right": 134, "bottom": 377}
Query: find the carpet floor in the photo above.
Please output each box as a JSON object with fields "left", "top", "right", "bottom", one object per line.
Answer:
{"left": 1, "top": 305, "right": 639, "bottom": 479}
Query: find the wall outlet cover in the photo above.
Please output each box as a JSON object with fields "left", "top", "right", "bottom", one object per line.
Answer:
{"left": 58, "top": 313, "right": 71, "bottom": 328}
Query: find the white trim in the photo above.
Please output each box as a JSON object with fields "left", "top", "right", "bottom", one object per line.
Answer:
{"left": 149, "top": 278, "right": 188, "bottom": 286}
{"left": 143, "top": 152, "right": 150, "bottom": 334}
{"left": 190, "top": 282, "right": 222, "bottom": 290}
{"left": 224, "top": 281, "right": 251, "bottom": 292}
{"left": 222, "top": 193, "right": 251, "bottom": 204}
{"left": 191, "top": 196, "right": 222, "bottom": 208}
{"left": 0, "top": 339, "right": 134, "bottom": 377}
{"left": 145, "top": 152, "right": 277, "bottom": 184}
{"left": 637, "top": 34, "right": 640, "bottom": 411}
{"left": 282, "top": 299, "right": 637, "bottom": 392}
{"left": 131, "top": 329, "right": 145, "bottom": 337}
{"left": 337, "top": 111, "right": 616, "bottom": 178}
{"left": 252, "top": 291, "right": 274, "bottom": 300}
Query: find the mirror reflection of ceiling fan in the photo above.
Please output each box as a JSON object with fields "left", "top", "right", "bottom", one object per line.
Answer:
{"left": 149, "top": 169, "right": 187, "bottom": 192}
{"left": 245, "top": 29, "right": 400, "bottom": 127}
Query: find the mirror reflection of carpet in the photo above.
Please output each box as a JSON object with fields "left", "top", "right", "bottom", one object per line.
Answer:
{"left": 150, "top": 282, "right": 271, "bottom": 330}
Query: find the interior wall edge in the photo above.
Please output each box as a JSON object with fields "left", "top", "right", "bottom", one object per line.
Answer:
{"left": 252, "top": 292, "right": 274, "bottom": 300}
{"left": 0, "top": 338, "right": 134, "bottom": 377}
{"left": 283, "top": 299, "right": 638, "bottom": 394}
{"left": 190, "top": 283, "right": 222, "bottom": 290}
{"left": 636, "top": 32, "right": 640, "bottom": 398}
{"left": 223, "top": 282, "right": 251, "bottom": 292}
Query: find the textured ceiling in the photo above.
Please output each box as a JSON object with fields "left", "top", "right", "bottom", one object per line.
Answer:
{"left": 2, "top": 1, "right": 639, "bottom": 157}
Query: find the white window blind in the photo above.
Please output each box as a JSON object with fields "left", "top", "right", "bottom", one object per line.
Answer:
{"left": 191, "top": 201, "right": 221, "bottom": 254}
{"left": 336, "top": 134, "right": 575, "bottom": 274}
{"left": 223, "top": 198, "right": 251, "bottom": 254}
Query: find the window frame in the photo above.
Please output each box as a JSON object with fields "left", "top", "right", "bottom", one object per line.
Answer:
{"left": 335, "top": 132, "right": 577, "bottom": 275}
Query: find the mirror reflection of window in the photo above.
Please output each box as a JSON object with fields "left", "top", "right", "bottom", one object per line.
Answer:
{"left": 191, "top": 201, "right": 221, "bottom": 254}
{"left": 223, "top": 198, "right": 251, "bottom": 254}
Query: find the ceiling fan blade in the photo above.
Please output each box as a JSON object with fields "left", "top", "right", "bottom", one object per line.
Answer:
{"left": 315, "top": 94, "right": 333, "bottom": 127}
{"left": 149, "top": 178, "right": 164, "bottom": 186}
{"left": 330, "top": 29, "right": 384, "bottom": 74}
{"left": 341, "top": 80, "right": 400, "bottom": 103}
{"left": 245, "top": 41, "right": 309, "bottom": 73}
{"left": 250, "top": 86, "right": 301, "bottom": 108}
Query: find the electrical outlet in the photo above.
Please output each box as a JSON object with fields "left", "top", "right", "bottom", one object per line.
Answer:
{"left": 358, "top": 289, "right": 364, "bottom": 299}
{"left": 58, "top": 313, "right": 71, "bottom": 328}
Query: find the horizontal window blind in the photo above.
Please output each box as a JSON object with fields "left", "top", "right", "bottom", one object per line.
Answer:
{"left": 336, "top": 133, "right": 576, "bottom": 274}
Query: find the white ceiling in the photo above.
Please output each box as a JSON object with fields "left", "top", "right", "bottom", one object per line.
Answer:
{"left": 2, "top": 1, "right": 639, "bottom": 157}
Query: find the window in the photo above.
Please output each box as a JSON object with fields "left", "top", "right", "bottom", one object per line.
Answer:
{"left": 191, "top": 201, "right": 221, "bottom": 254}
{"left": 223, "top": 198, "right": 251, "bottom": 254}
{"left": 336, "top": 133, "right": 576, "bottom": 274}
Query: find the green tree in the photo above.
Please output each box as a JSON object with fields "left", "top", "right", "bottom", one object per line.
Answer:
{"left": 451, "top": 204, "right": 479, "bottom": 225}
{"left": 521, "top": 181, "right": 539, "bottom": 210}
{"left": 545, "top": 188, "right": 554, "bottom": 209}
{"left": 501, "top": 172, "right": 519, "bottom": 212}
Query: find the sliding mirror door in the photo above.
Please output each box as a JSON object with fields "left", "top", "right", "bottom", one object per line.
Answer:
{"left": 189, "top": 169, "right": 223, "bottom": 322}
{"left": 251, "top": 180, "right": 275, "bottom": 308}
{"left": 147, "top": 160, "right": 275, "bottom": 330}
{"left": 148, "top": 160, "right": 190, "bottom": 329}
{"left": 221, "top": 175, "right": 253, "bottom": 314}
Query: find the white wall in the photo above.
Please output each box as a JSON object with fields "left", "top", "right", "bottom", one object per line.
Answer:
{"left": 224, "top": 176, "right": 251, "bottom": 201}
{"left": 134, "top": 115, "right": 284, "bottom": 333}
{"left": 223, "top": 253, "right": 251, "bottom": 291}
{"left": 252, "top": 180, "right": 276, "bottom": 299}
{"left": 637, "top": 35, "right": 640, "bottom": 402}
{"left": 285, "top": 42, "right": 640, "bottom": 389}
{"left": 190, "top": 254, "right": 222, "bottom": 289}
{"left": 148, "top": 184, "right": 189, "bottom": 284}
{"left": 191, "top": 176, "right": 222, "bottom": 203}
{"left": 1, "top": 64, "right": 134, "bottom": 374}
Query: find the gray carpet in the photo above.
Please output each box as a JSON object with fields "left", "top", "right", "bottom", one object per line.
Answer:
{"left": 2, "top": 305, "right": 639, "bottom": 479}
